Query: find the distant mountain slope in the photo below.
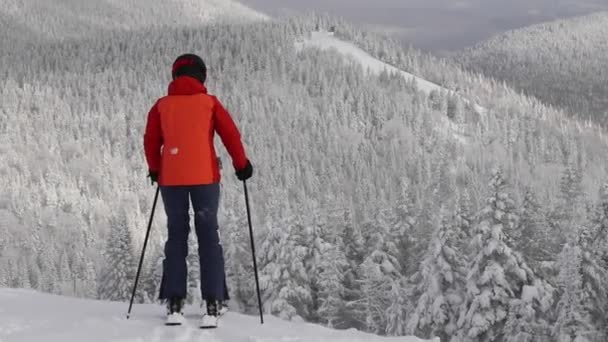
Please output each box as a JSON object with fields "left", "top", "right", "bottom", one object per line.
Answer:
{"left": 1, "top": 0, "right": 266, "bottom": 40}
{"left": 0, "top": 289, "right": 436, "bottom": 342}
{"left": 297, "top": 31, "right": 458, "bottom": 98}
{"left": 296, "top": 30, "right": 485, "bottom": 144}
{"left": 454, "top": 12, "right": 608, "bottom": 125}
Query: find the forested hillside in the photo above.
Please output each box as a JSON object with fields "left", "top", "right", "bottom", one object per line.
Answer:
{"left": 2, "top": 7, "right": 608, "bottom": 341}
{"left": 0, "top": 0, "right": 265, "bottom": 41}
{"left": 455, "top": 12, "right": 608, "bottom": 126}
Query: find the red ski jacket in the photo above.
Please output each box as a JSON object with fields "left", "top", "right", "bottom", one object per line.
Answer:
{"left": 144, "top": 76, "right": 248, "bottom": 186}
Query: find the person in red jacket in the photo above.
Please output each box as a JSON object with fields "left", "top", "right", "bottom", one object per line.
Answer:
{"left": 144, "top": 54, "right": 253, "bottom": 327}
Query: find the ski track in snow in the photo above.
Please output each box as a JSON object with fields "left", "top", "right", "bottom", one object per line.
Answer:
{"left": 0, "top": 289, "right": 438, "bottom": 342}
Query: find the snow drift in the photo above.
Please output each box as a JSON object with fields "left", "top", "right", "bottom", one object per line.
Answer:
{"left": 0, "top": 289, "right": 438, "bottom": 342}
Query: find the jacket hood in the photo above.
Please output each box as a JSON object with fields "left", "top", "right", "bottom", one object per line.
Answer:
{"left": 168, "top": 76, "right": 208, "bottom": 96}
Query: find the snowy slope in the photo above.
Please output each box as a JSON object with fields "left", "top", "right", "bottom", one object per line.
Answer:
{"left": 1, "top": 0, "right": 267, "bottom": 40}
{"left": 296, "top": 31, "right": 442, "bottom": 94}
{"left": 296, "top": 31, "right": 479, "bottom": 145}
{"left": 0, "top": 289, "right": 438, "bottom": 342}
{"left": 296, "top": 31, "right": 486, "bottom": 117}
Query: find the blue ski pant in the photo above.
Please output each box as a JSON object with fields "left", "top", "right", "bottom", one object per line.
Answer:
{"left": 158, "top": 183, "right": 229, "bottom": 301}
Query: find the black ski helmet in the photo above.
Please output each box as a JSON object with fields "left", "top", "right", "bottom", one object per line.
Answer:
{"left": 172, "top": 54, "right": 207, "bottom": 84}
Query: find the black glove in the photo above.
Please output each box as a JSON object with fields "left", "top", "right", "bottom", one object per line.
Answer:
{"left": 236, "top": 160, "right": 253, "bottom": 181}
{"left": 148, "top": 171, "right": 159, "bottom": 185}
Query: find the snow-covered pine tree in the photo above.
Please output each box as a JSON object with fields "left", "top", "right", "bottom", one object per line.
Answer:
{"left": 447, "top": 93, "right": 464, "bottom": 122}
{"left": 518, "top": 188, "right": 553, "bottom": 270}
{"left": 317, "top": 236, "right": 348, "bottom": 328}
{"left": 139, "top": 247, "right": 164, "bottom": 304}
{"left": 503, "top": 281, "right": 553, "bottom": 342}
{"left": 340, "top": 214, "right": 367, "bottom": 330}
{"left": 550, "top": 164, "right": 585, "bottom": 246}
{"left": 28, "top": 258, "right": 42, "bottom": 290}
{"left": 588, "top": 183, "right": 608, "bottom": 269}
{"left": 58, "top": 251, "right": 72, "bottom": 295}
{"left": 407, "top": 209, "right": 467, "bottom": 341}
{"left": 388, "top": 182, "right": 417, "bottom": 276}
{"left": 574, "top": 222, "right": 608, "bottom": 338}
{"left": 17, "top": 257, "right": 31, "bottom": 289}
{"left": 384, "top": 276, "right": 410, "bottom": 336}
{"left": 0, "top": 258, "right": 9, "bottom": 288}
{"left": 457, "top": 168, "right": 543, "bottom": 342}
{"left": 303, "top": 208, "right": 333, "bottom": 323}
{"left": 553, "top": 242, "right": 598, "bottom": 342}
{"left": 37, "top": 247, "right": 60, "bottom": 294}
{"left": 356, "top": 215, "right": 404, "bottom": 334}
{"left": 98, "top": 209, "right": 136, "bottom": 301}
{"left": 454, "top": 189, "right": 473, "bottom": 242}
{"left": 80, "top": 256, "right": 98, "bottom": 299}
{"left": 222, "top": 206, "right": 252, "bottom": 312}
{"left": 259, "top": 218, "right": 311, "bottom": 321}
{"left": 358, "top": 256, "right": 390, "bottom": 334}
{"left": 186, "top": 233, "right": 201, "bottom": 305}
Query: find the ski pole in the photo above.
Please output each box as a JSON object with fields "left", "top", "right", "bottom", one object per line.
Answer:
{"left": 127, "top": 186, "right": 160, "bottom": 319}
{"left": 243, "top": 180, "right": 264, "bottom": 324}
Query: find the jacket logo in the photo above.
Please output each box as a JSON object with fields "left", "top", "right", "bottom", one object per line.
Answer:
{"left": 170, "top": 148, "right": 179, "bottom": 155}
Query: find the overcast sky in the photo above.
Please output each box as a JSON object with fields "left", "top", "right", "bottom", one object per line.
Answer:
{"left": 241, "top": 0, "right": 608, "bottom": 53}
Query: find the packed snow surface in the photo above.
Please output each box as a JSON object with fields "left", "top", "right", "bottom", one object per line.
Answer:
{"left": 0, "top": 289, "right": 438, "bottom": 342}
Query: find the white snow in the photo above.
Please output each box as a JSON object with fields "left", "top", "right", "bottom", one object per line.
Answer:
{"left": 0, "top": 289, "right": 438, "bottom": 342}
{"left": 521, "top": 285, "right": 539, "bottom": 302}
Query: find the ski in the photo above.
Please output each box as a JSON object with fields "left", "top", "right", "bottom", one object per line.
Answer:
{"left": 165, "top": 313, "right": 186, "bottom": 326}
{"left": 200, "top": 305, "right": 228, "bottom": 329}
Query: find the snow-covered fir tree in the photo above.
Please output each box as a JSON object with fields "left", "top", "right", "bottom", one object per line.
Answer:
{"left": 98, "top": 209, "right": 136, "bottom": 301}
{"left": 454, "top": 189, "right": 473, "bottom": 242}
{"left": 407, "top": 209, "right": 467, "bottom": 341}
{"left": 569, "top": 222, "right": 608, "bottom": 339}
{"left": 588, "top": 183, "right": 608, "bottom": 269}
{"left": 316, "top": 237, "right": 348, "bottom": 328}
{"left": 553, "top": 242, "right": 599, "bottom": 342}
{"left": 457, "top": 168, "right": 548, "bottom": 342}
{"left": 186, "top": 234, "right": 202, "bottom": 305}
{"left": 340, "top": 214, "right": 368, "bottom": 331}
{"left": 384, "top": 276, "right": 410, "bottom": 336}
{"left": 551, "top": 164, "right": 586, "bottom": 246}
{"left": 518, "top": 188, "right": 553, "bottom": 270}
{"left": 259, "top": 218, "right": 311, "bottom": 320}
{"left": 222, "top": 206, "right": 255, "bottom": 312}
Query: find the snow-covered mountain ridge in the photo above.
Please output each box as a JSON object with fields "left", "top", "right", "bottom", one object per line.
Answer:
{"left": 455, "top": 12, "right": 608, "bottom": 126}
{"left": 297, "top": 31, "right": 485, "bottom": 114}
{"left": 0, "top": 289, "right": 438, "bottom": 342}
{"left": 1, "top": 0, "right": 267, "bottom": 40}
{"left": 296, "top": 31, "right": 481, "bottom": 144}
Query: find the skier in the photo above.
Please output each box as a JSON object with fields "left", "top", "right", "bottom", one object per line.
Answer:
{"left": 143, "top": 54, "right": 253, "bottom": 327}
